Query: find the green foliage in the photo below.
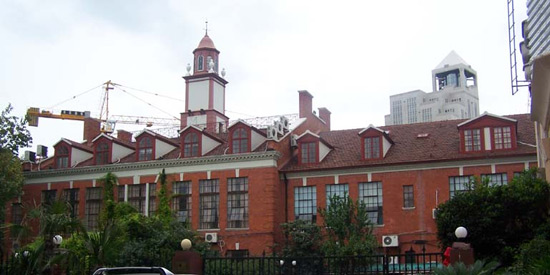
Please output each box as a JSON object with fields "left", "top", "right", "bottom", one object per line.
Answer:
{"left": 432, "top": 260, "right": 499, "bottom": 275}
{"left": 513, "top": 237, "right": 550, "bottom": 274}
{"left": 0, "top": 149, "right": 24, "bottom": 216}
{"left": 319, "top": 194, "right": 377, "bottom": 257}
{"left": 156, "top": 168, "right": 172, "bottom": 223}
{"left": 99, "top": 172, "right": 118, "bottom": 223}
{"left": 436, "top": 169, "right": 550, "bottom": 266}
{"left": 0, "top": 103, "right": 32, "bottom": 156}
{"left": 281, "top": 219, "right": 322, "bottom": 257}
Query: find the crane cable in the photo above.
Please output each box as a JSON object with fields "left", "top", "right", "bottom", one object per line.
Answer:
{"left": 112, "top": 85, "right": 180, "bottom": 120}
{"left": 47, "top": 83, "right": 104, "bottom": 110}
{"left": 113, "top": 83, "right": 185, "bottom": 103}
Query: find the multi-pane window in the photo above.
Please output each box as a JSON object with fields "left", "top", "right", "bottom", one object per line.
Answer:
{"left": 117, "top": 185, "right": 125, "bottom": 202}
{"left": 464, "top": 129, "right": 481, "bottom": 152}
{"left": 482, "top": 173, "right": 508, "bottom": 186}
{"left": 407, "top": 98, "right": 417, "bottom": 123}
{"left": 494, "top": 127, "right": 512, "bottom": 150}
{"left": 138, "top": 137, "right": 153, "bottom": 161}
{"left": 449, "top": 176, "right": 474, "bottom": 198}
{"left": 11, "top": 203, "right": 23, "bottom": 225}
{"left": 183, "top": 132, "right": 199, "bottom": 157}
{"left": 294, "top": 186, "right": 317, "bottom": 223}
{"left": 422, "top": 108, "right": 432, "bottom": 123}
{"left": 86, "top": 187, "right": 102, "bottom": 231}
{"left": 403, "top": 185, "right": 414, "bottom": 208}
{"left": 173, "top": 181, "right": 192, "bottom": 223}
{"left": 226, "top": 250, "right": 249, "bottom": 259}
{"left": 359, "top": 182, "right": 383, "bottom": 225}
{"left": 232, "top": 128, "right": 249, "bottom": 153}
{"left": 42, "top": 190, "right": 57, "bottom": 207}
{"left": 63, "top": 189, "right": 79, "bottom": 218}
{"left": 227, "top": 177, "right": 249, "bottom": 228}
{"left": 326, "top": 184, "right": 349, "bottom": 208}
{"left": 127, "top": 184, "right": 156, "bottom": 216}
{"left": 198, "top": 55, "right": 204, "bottom": 71}
{"left": 364, "top": 137, "right": 380, "bottom": 159}
{"left": 392, "top": 100, "right": 403, "bottom": 125}
{"left": 96, "top": 142, "right": 110, "bottom": 165}
{"left": 56, "top": 145, "right": 69, "bottom": 168}
{"left": 199, "top": 179, "right": 219, "bottom": 229}
{"left": 301, "top": 142, "right": 317, "bottom": 164}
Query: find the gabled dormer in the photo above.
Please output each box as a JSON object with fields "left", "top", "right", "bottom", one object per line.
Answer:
{"left": 296, "top": 130, "right": 332, "bottom": 164}
{"left": 53, "top": 138, "right": 93, "bottom": 169}
{"left": 358, "top": 125, "right": 394, "bottom": 160}
{"left": 92, "top": 134, "right": 134, "bottom": 165}
{"left": 457, "top": 112, "right": 518, "bottom": 153}
{"left": 135, "top": 129, "right": 178, "bottom": 161}
{"left": 179, "top": 125, "right": 222, "bottom": 158}
{"left": 227, "top": 120, "right": 266, "bottom": 154}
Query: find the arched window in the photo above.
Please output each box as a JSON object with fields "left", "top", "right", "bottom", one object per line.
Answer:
{"left": 184, "top": 132, "right": 199, "bottom": 157}
{"left": 232, "top": 128, "right": 249, "bottom": 153}
{"left": 138, "top": 137, "right": 153, "bottom": 161}
{"left": 198, "top": 55, "right": 204, "bottom": 71}
{"left": 96, "top": 142, "right": 110, "bottom": 165}
{"left": 56, "top": 145, "right": 69, "bottom": 168}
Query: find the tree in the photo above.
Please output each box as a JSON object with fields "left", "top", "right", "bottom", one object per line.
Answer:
{"left": 0, "top": 103, "right": 32, "bottom": 259}
{"left": 156, "top": 168, "right": 172, "bottom": 223}
{"left": 436, "top": 169, "right": 550, "bottom": 266}
{"left": 319, "top": 194, "right": 377, "bottom": 257}
{"left": 280, "top": 219, "right": 322, "bottom": 258}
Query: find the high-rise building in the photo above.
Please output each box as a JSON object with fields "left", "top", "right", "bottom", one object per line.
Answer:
{"left": 385, "top": 51, "right": 479, "bottom": 125}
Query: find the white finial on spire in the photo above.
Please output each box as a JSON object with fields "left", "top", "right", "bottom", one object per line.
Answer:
{"left": 186, "top": 63, "right": 191, "bottom": 76}
{"left": 221, "top": 68, "right": 226, "bottom": 78}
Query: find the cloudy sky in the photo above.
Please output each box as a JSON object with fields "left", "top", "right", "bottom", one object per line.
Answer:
{"left": 0, "top": 0, "right": 531, "bottom": 155}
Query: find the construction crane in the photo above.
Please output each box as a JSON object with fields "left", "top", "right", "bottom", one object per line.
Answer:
{"left": 26, "top": 80, "right": 181, "bottom": 134}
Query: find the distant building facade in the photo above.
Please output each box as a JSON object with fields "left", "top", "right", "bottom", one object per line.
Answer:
{"left": 385, "top": 51, "right": 479, "bottom": 125}
{"left": 6, "top": 35, "right": 536, "bottom": 257}
{"left": 525, "top": 0, "right": 550, "bottom": 181}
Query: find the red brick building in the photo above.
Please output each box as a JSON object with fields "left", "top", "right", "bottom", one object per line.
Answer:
{"left": 7, "top": 33, "right": 537, "bottom": 256}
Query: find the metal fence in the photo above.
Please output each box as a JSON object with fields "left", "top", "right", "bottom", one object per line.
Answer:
{"left": 203, "top": 252, "right": 443, "bottom": 275}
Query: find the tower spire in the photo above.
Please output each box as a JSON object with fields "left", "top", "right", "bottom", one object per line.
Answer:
{"left": 205, "top": 20, "right": 208, "bottom": 35}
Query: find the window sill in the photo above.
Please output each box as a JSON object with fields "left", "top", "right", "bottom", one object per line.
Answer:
{"left": 402, "top": 207, "right": 416, "bottom": 210}
{"left": 198, "top": 228, "right": 220, "bottom": 232}
{"left": 226, "top": 228, "right": 250, "bottom": 231}
{"left": 373, "top": 224, "right": 385, "bottom": 228}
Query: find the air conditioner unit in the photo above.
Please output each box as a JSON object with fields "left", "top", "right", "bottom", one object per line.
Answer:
{"left": 24, "top": 151, "right": 36, "bottom": 162}
{"left": 280, "top": 116, "right": 290, "bottom": 131}
{"left": 388, "top": 256, "right": 399, "bottom": 265}
{"left": 37, "top": 145, "right": 48, "bottom": 157}
{"left": 205, "top": 233, "right": 218, "bottom": 243}
{"left": 274, "top": 121, "right": 284, "bottom": 135}
{"left": 290, "top": 135, "right": 298, "bottom": 148}
{"left": 382, "top": 235, "right": 399, "bottom": 247}
{"left": 266, "top": 126, "right": 278, "bottom": 140}
{"left": 432, "top": 208, "right": 438, "bottom": 219}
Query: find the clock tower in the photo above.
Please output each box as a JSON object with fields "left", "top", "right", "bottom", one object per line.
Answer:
{"left": 181, "top": 31, "right": 229, "bottom": 133}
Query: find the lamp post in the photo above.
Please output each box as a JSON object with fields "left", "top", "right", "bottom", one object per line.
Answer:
{"left": 450, "top": 226, "right": 474, "bottom": 265}
{"left": 454, "top": 226, "right": 468, "bottom": 241}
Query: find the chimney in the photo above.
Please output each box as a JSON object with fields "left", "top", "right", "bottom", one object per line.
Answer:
{"left": 318, "top": 107, "right": 331, "bottom": 131}
{"left": 83, "top": 118, "right": 101, "bottom": 145}
{"left": 298, "top": 90, "right": 313, "bottom": 118}
{"left": 117, "top": 130, "right": 133, "bottom": 142}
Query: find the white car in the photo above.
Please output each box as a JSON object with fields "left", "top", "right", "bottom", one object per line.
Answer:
{"left": 92, "top": 267, "right": 175, "bottom": 275}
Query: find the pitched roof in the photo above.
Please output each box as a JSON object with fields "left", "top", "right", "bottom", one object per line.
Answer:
{"left": 282, "top": 114, "right": 536, "bottom": 172}
{"left": 435, "top": 50, "right": 469, "bottom": 69}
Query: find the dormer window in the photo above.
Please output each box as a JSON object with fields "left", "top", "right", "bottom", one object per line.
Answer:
{"left": 184, "top": 132, "right": 200, "bottom": 157}
{"left": 96, "top": 142, "right": 110, "bottom": 165}
{"left": 232, "top": 127, "right": 249, "bottom": 153}
{"left": 56, "top": 145, "right": 69, "bottom": 168}
{"left": 364, "top": 137, "right": 381, "bottom": 159}
{"left": 464, "top": 129, "right": 481, "bottom": 152}
{"left": 493, "top": 127, "right": 512, "bottom": 150}
{"left": 300, "top": 142, "right": 317, "bottom": 164}
{"left": 138, "top": 137, "right": 153, "bottom": 161}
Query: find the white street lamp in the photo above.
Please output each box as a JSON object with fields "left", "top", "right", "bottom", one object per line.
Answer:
{"left": 180, "top": 239, "right": 192, "bottom": 251}
{"left": 53, "top": 235, "right": 63, "bottom": 245}
{"left": 455, "top": 227, "right": 468, "bottom": 239}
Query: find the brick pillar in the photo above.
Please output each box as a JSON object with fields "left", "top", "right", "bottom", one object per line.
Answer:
{"left": 318, "top": 107, "right": 331, "bottom": 131}
{"left": 298, "top": 90, "right": 313, "bottom": 119}
{"left": 83, "top": 118, "right": 101, "bottom": 145}
{"left": 117, "top": 130, "right": 133, "bottom": 142}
